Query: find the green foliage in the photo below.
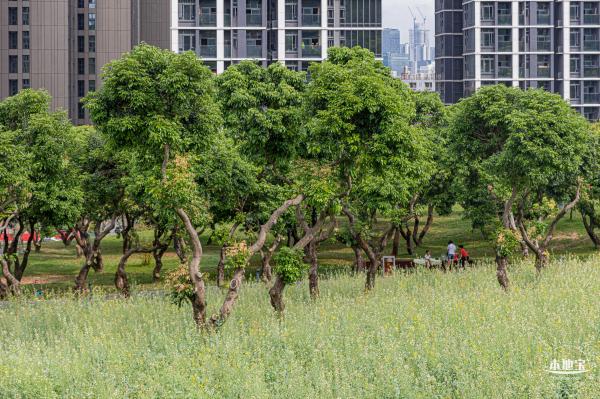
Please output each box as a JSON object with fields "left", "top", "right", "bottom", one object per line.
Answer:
{"left": 493, "top": 227, "right": 521, "bottom": 258}
{"left": 165, "top": 265, "right": 195, "bottom": 307}
{"left": 273, "top": 247, "right": 306, "bottom": 284}
{"left": 449, "top": 85, "right": 591, "bottom": 231}
{"left": 224, "top": 241, "right": 251, "bottom": 270}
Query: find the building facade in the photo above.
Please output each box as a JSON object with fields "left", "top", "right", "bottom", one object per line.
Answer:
{"left": 171, "top": 0, "right": 382, "bottom": 73}
{"left": 435, "top": 0, "right": 600, "bottom": 120}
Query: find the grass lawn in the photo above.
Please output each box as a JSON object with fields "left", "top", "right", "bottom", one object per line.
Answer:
{"left": 14, "top": 207, "right": 598, "bottom": 293}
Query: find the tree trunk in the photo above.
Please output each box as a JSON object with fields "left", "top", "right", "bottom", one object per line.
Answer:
{"left": 269, "top": 275, "right": 286, "bottom": 313}
{"left": 495, "top": 255, "right": 509, "bottom": 291}
{"left": 75, "top": 244, "right": 83, "bottom": 258}
{"left": 121, "top": 214, "right": 134, "bottom": 254}
{"left": 115, "top": 249, "right": 135, "bottom": 297}
{"left": 173, "top": 232, "right": 188, "bottom": 264}
{"left": 416, "top": 205, "right": 435, "bottom": 246}
{"left": 14, "top": 223, "right": 35, "bottom": 281}
{"left": 308, "top": 240, "right": 319, "bottom": 299}
{"left": 152, "top": 244, "right": 168, "bottom": 281}
{"left": 34, "top": 229, "right": 43, "bottom": 252}
{"left": 216, "top": 246, "right": 226, "bottom": 287}
{"left": 73, "top": 217, "right": 116, "bottom": 291}
{"left": 398, "top": 224, "right": 414, "bottom": 255}
{"left": 1, "top": 258, "right": 20, "bottom": 296}
{"left": 352, "top": 245, "right": 364, "bottom": 273}
{"left": 534, "top": 250, "right": 549, "bottom": 273}
{"left": 582, "top": 213, "right": 600, "bottom": 249}
{"left": 210, "top": 267, "right": 245, "bottom": 327}
{"left": 176, "top": 208, "right": 207, "bottom": 329}
{"left": 260, "top": 236, "right": 281, "bottom": 282}
{"left": 391, "top": 227, "right": 400, "bottom": 257}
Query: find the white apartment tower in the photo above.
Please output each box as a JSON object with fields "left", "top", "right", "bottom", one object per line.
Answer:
{"left": 172, "top": 0, "right": 382, "bottom": 73}
{"left": 436, "top": 0, "right": 600, "bottom": 120}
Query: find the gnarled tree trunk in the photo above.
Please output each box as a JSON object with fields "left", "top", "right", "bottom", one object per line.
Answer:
{"left": 582, "top": 211, "right": 600, "bottom": 249}
{"left": 495, "top": 255, "right": 509, "bottom": 291}
{"left": 74, "top": 217, "right": 117, "bottom": 291}
{"left": 352, "top": 245, "right": 365, "bottom": 273}
{"left": 269, "top": 275, "right": 286, "bottom": 313}
{"left": 260, "top": 236, "right": 282, "bottom": 282}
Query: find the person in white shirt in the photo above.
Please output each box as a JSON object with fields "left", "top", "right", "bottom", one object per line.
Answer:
{"left": 424, "top": 250, "right": 432, "bottom": 268}
{"left": 447, "top": 241, "right": 457, "bottom": 263}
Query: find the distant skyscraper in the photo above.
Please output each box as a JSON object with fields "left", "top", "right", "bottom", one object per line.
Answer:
{"left": 409, "top": 19, "right": 431, "bottom": 72}
{"left": 383, "top": 28, "right": 401, "bottom": 56}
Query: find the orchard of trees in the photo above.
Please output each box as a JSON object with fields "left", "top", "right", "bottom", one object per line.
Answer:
{"left": 1, "top": 45, "right": 599, "bottom": 330}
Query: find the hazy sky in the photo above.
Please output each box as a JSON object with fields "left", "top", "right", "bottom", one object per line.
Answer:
{"left": 383, "top": 0, "right": 434, "bottom": 41}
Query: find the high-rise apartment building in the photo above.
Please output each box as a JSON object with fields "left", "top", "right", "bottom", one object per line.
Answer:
{"left": 435, "top": 0, "right": 600, "bottom": 120}
{"left": 1, "top": 0, "right": 381, "bottom": 123}
{"left": 171, "top": 0, "right": 382, "bottom": 73}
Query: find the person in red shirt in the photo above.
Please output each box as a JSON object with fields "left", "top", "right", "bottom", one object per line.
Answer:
{"left": 459, "top": 245, "right": 470, "bottom": 268}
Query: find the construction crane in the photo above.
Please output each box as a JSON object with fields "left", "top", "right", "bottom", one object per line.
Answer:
{"left": 416, "top": 7, "right": 426, "bottom": 25}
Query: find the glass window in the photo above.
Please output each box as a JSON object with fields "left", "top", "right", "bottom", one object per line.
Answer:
{"left": 179, "top": 0, "right": 196, "bottom": 21}
{"left": 78, "top": 103, "right": 85, "bottom": 119}
{"left": 78, "top": 36, "right": 85, "bottom": 52}
{"left": 286, "top": 0, "right": 298, "bottom": 21}
{"left": 22, "top": 54, "right": 30, "bottom": 74}
{"left": 9, "top": 55, "right": 18, "bottom": 74}
{"left": 178, "top": 30, "right": 196, "bottom": 52}
{"left": 9, "top": 80, "right": 19, "bottom": 96}
{"left": 78, "top": 80, "right": 85, "bottom": 97}
{"left": 481, "top": 55, "right": 495, "bottom": 74}
{"left": 22, "top": 7, "right": 29, "bottom": 25}
{"left": 571, "top": 55, "right": 581, "bottom": 72}
{"left": 8, "top": 8, "right": 18, "bottom": 25}
{"left": 78, "top": 58, "right": 85, "bottom": 75}
{"left": 286, "top": 32, "right": 298, "bottom": 51}
{"left": 22, "top": 79, "right": 30, "bottom": 89}
{"left": 78, "top": 13, "right": 85, "bottom": 30}
{"left": 9, "top": 31, "right": 18, "bottom": 49}
{"left": 89, "top": 35, "right": 96, "bottom": 52}
{"left": 88, "top": 13, "right": 96, "bottom": 30}
{"left": 481, "top": 3, "right": 494, "bottom": 21}
{"left": 22, "top": 31, "right": 29, "bottom": 50}
{"left": 89, "top": 57, "right": 96, "bottom": 74}
{"left": 89, "top": 80, "right": 96, "bottom": 92}
{"left": 78, "top": 0, "right": 85, "bottom": 8}
{"left": 89, "top": 0, "right": 96, "bottom": 9}
{"left": 481, "top": 29, "right": 495, "bottom": 48}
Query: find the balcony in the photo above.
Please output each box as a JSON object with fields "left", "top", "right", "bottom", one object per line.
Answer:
{"left": 302, "top": 14, "right": 321, "bottom": 26}
{"left": 246, "top": 14, "right": 262, "bottom": 26}
{"left": 584, "top": 40, "right": 600, "bottom": 50}
{"left": 584, "top": 66, "right": 600, "bottom": 77}
{"left": 584, "top": 93, "right": 600, "bottom": 103}
{"left": 584, "top": 14, "right": 600, "bottom": 24}
{"left": 199, "top": 13, "right": 216, "bottom": 26}
{"left": 497, "top": 14, "right": 511, "bottom": 25}
{"left": 199, "top": 46, "right": 216, "bottom": 58}
{"left": 247, "top": 45, "right": 263, "bottom": 58}
{"left": 498, "top": 41, "right": 512, "bottom": 51}
{"left": 571, "top": 70, "right": 581, "bottom": 78}
{"left": 302, "top": 44, "right": 321, "bottom": 57}
{"left": 537, "top": 67, "right": 551, "bottom": 77}
{"left": 537, "top": 41, "right": 551, "bottom": 51}
{"left": 537, "top": 14, "right": 551, "bottom": 24}
{"left": 498, "top": 67, "right": 512, "bottom": 77}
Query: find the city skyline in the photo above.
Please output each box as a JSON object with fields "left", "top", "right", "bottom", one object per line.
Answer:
{"left": 383, "top": 0, "right": 434, "bottom": 40}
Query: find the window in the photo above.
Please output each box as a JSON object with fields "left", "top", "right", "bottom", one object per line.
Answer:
{"left": 78, "top": 0, "right": 85, "bottom": 8}
{"left": 8, "top": 8, "right": 18, "bottom": 25}
{"left": 481, "top": 2, "right": 494, "bottom": 21}
{"left": 22, "top": 55, "right": 29, "bottom": 74}
{"left": 481, "top": 29, "right": 495, "bottom": 48}
{"left": 89, "top": 35, "right": 96, "bottom": 52}
{"left": 285, "top": 0, "right": 298, "bottom": 21}
{"left": 22, "top": 31, "right": 29, "bottom": 49}
{"left": 9, "top": 55, "right": 18, "bottom": 74}
{"left": 9, "top": 80, "right": 18, "bottom": 96}
{"left": 179, "top": 0, "right": 196, "bottom": 21}
{"left": 22, "top": 7, "right": 29, "bottom": 25}
{"left": 571, "top": 83, "right": 581, "bottom": 99}
{"left": 89, "top": 80, "right": 96, "bottom": 92}
{"left": 89, "top": 57, "right": 96, "bottom": 74}
{"left": 78, "top": 36, "right": 85, "bottom": 52}
{"left": 481, "top": 55, "right": 495, "bottom": 74}
{"left": 178, "top": 30, "right": 196, "bottom": 52}
{"left": 286, "top": 32, "right": 298, "bottom": 51}
{"left": 78, "top": 13, "right": 85, "bottom": 30}
{"left": 89, "top": 0, "right": 96, "bottom": 9}
{"left": 571, "top": 55, "right": 581, "bottom": 73}
{"left": 9, "top": 31, "right": 18, "bottom": 49}
{"left": 78, "top": 58, "right": 85, "bottom": 75}
{"left": 571, "top": 3, "right": 581, "bottom": 21}
{"left": 88, "top": 13, "right": 96, "bottom": 30}
{"left": 78, "top": 80, "right": 85, "bottom": 97}
{"left": 22, "top": 79, "right": 30, "bottom": 89}
{"left": 78, "top": 103, "right": 85, "bottom": 119}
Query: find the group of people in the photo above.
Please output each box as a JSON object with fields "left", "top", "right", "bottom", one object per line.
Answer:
{"left": 422, "top": 240, "right": 470, "bottom": 269}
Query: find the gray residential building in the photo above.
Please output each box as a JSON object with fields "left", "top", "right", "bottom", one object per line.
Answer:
{"left": 171, "top": 0, "right": 383, "bottom": 73}
{"left": 435, "top": 0, "right": 600, "bottom": 120}
{"left": 1, "top": 0, "right": 381, "bottom": 124}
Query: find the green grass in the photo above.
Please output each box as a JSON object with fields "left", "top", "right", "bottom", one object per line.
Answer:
{"left": 1, "top": 256, "right": 600, "bottom": 398}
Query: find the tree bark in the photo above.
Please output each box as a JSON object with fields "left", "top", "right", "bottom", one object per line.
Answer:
{"left": 582, "top": 212, "right": 600, "bottom": 249}
{"left": 115, "top": 246, "right": 157, "bottom": 297}
{"left": 260, "top": 236, "right": 282, "bottom": 282}
{"left": 352, "top": 245, "right": 365, "bottom": 273}
{"left": 416, "top": 204, "right": 435, "bottom": 246}
{"left": 308, "top": 240, "right": 319, "bottom": 299}
{"left": 34, "top": 227, "right": 43, "bottom": 252}
{"left": 0, "top": 258, "right": 20, "bottom": 296}
{"left": 73, "top": 217, "right": 116, "bottom": 291}
{"left": 14, "top": 224, "right": 34, "bottom": 281}
{"left": 121, "top": 214, "right": 135, "bottom": 254}
{"left": 210, "top": 267, "right": 245, "bottom": 327}
{"left": 173, "top": 227, "right": 188, "bottom": 264}
{"left": 495, "top": 255, "right": 509, "bottom": 291}
{"left": 391, "top": 227, "right": 400, "bottom": 257}
{"left": 269, "top": 275, "right": 286, "bottom": 313}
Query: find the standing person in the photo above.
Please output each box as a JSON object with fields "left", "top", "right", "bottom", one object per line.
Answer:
{"left": 447, "top": 241, "right": 456, "bottom": 262}
{"left": 424, "top": 250, "right": 433, "bottom": 268}
{"left": 459, "top": 245, "right": 470, "bottom": 268}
